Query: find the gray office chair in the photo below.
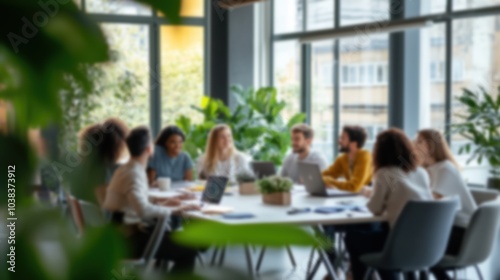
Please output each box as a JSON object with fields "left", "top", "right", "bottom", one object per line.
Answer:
{"left": 469, "top": 187, "right": 499, "bottom": 205}
{"left": 78, "top": 199, "right": 106, "bottom": 228}
{"left": 360, "top": 199, "right": 459, "bottom": 279}
{"left": 435, "top": 202, "right": 500, "bottom": 280}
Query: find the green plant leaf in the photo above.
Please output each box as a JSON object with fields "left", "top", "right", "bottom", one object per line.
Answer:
{"left": 286, "top": 113, "right": 306, "bottom": 129}
{"left": 173, "top": 220, "right": 320, "bottom": 248}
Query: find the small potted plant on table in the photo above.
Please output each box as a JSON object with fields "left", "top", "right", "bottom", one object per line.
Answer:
{"left": 237, "top": 172, "right": 259, "bottom": 195}
{"left": 258, "top": 176, "right": 293, "bottom": 205}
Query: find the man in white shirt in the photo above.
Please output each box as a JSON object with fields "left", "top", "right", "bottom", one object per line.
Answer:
{"left": 104, "top": 126, "right": 199, "bottom": 274}
{"left": 280, "top": 124, "right": 327, "bottom": 183}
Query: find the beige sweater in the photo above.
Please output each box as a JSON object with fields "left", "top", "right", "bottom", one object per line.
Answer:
{"left": 104, "top": 160, "right": 171, "bottom": 224}
{"left": 368, "top": 167, "right": 433, "bottom": 227}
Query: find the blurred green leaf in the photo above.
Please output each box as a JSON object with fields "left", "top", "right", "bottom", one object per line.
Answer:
{"left": 173, "top": 220, "right": 319, "bottom": 248}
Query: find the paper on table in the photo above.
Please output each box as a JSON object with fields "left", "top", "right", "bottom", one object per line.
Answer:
{"left": 148, "top": 190, "right": 180, "bottom": 198}
{"left": 201, "top": 205, "right": 234, "bottom": 215}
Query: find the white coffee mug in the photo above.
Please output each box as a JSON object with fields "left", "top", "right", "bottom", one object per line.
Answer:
{"left": 157, "top": 177, "right": 171, "bottom": 191}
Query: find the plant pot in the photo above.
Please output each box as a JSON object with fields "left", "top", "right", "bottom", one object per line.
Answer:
{"left": 487, "top": 177, "right": 500, "bottom": 191}
{"left": 239, "top": 182, "right": 259, "bottom": 195}
{"left": 262, "top": 192, "right": 291, "bottom": 205}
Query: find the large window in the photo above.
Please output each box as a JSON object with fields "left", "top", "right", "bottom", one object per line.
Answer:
{"left": 424, "top": 23, "right": 446, "bottom": 133}
{"left": 87, "top": 24, "right": 150, "bottom": 127}
{"left": 340, "top": 34, "right": 389, "bottom": 150}
{"left": 161, "top": 26, "right": 204, "bottom": 126}
{"left": 273, "top": 0, "right": 391, "bottom": 161}
{"left": 273, "top": 40, "right": 302, "bottom": 122}
{"left": 78, "top": 1, "right": 206, "bottom": 134}
{"left": 451, "top": 16, "right": 500, "bottom": 151}
{"left": 311, "top": 41, "right": 334, "bottom": 161}
{"left": 272, "top": 0, "right": 500, "bottom": 170}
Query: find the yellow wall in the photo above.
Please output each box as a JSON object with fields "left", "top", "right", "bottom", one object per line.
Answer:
{"left": 180, "top": 0, "right": 204, "bottom": 17}
{"left": 160, "top": 26, "right": 203, "bottom": 52}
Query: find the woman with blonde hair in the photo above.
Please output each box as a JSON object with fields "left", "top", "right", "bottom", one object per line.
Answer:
{"left": 415, "top": 129, "right": 477, "bottom": 280}
{"left": 197, "top": 124, "right": 252, "bottom": 183}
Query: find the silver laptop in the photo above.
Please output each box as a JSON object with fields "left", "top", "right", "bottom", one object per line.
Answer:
{"left": 251, "top": 161, "right": 277, "bottom": 179}
{"left": 298, "top": 162, "right": 358, "bottom": 197}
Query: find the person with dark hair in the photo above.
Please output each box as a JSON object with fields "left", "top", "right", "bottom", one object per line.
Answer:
{"left": 74, "top": 118, "right": 129, "bottom": 204}
{"left": 321, "top": 125, "right": 372, "bottom": 192}
{"left": 79, "top": 118, "right": 129, "bottom": 183}
{"left": 104, "top": 126, "right": 200, "bottom": 275}
{"left": 343, "top": 128, "right": 433, "bottom": 280}
{"left": 280, "top": 124, "right": 327, "bottom": 183}
{"left": 147, "top": 125, "right": 193, "bottom": 184}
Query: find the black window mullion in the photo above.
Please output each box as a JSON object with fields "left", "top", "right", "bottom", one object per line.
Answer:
{"left": 270, "top": 0, "right": 275, "bottom": 87}
{"left": 333, "top": 0, "right": 340, "bottom": 159}
{"left": 444, "top": 0, "right": 453, "bottom": 143}
{"left": 301, "top": 44, "right": 312, "bottom": 123}
{"left": 149, "top": 23, "right": 161, "bottom": 137}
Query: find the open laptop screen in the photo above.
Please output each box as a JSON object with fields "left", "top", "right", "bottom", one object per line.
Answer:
{"left": 201, "top": 176, "right": 229, "bottom": 204}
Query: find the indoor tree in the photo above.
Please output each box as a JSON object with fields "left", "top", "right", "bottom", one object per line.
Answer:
{"left": 454, "top": 87, "right": 500, "bottom": 189}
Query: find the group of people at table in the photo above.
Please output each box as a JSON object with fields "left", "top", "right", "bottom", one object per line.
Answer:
{"left": 77, "top": 118, "right": 476, "bottom": 280}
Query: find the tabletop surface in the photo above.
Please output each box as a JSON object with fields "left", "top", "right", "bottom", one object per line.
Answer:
{"left": 149, "top": 181, "right": 386, "bottom": 226}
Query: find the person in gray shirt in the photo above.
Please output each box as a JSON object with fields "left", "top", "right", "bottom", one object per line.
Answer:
{"left": 147, "top": 126, "right": 194, "bottom": 184}
{"left": 280, "top": 124, "right": 327, "bottom": 183}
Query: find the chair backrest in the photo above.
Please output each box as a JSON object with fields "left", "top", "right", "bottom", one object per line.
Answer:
{"left": 78, "top": 199, "right": 106, "bottom": 228}
{"left": 469, "top": 187, "right": 499, "bottom": 205}
{"left": 454, "top": 202, "right": 500, "bottom": 266}
{"left": 142, "top": 217, "right": 171, "bottom": 264}
{"left": 380, "top": 199, "right": 459, "bottom": 271}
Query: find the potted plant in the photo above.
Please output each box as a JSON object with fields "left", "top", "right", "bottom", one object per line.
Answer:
{"left": 237, "top": 172, "right": 259, "bottom": 195}
{"left": 454, "top": 87, "right": 500, "bottom": 190}
{"left": 257, "top": 176, "right": 293, "bottom": 205}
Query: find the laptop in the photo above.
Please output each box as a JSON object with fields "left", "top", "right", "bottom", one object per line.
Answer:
{"left": 298, "top": 162, "right": 358, "bottom": 197}
{"left": 251, "top": 161, "right": 277, "bottom": 179}
{"left": 201, "top": 176, "right": 229, "bottom": 204}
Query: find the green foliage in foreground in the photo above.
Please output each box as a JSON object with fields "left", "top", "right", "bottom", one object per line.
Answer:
{"left": 453, "top": 87, "right": 500, "bottom": 177}
{"left": 173, "top": 220, "right": 320, "bottom": 248}
{"left": 257, "top": 176, "right": 294, "bottom": 194}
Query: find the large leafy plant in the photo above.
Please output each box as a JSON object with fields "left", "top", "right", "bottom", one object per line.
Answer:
{"left": 176, "top": 86, "right": 306, "bottom": 166}
{"left": 453, "top": 87, "right": 500, "bottom": 178}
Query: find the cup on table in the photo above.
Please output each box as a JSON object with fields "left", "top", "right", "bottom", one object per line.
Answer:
{"left": 157, "top": 177, "right": 171, "bottom": 191}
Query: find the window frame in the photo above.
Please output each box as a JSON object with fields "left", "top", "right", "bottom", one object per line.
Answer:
{"left": 81, "top": 0, "right": 208, "bottom": 136}
{"left": 270, "top": 0, "right": 500, "bottom": 157}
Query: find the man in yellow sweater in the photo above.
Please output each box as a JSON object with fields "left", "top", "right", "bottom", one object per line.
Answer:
{"left": 322, "top": 125, "right": 372, "bottom": 192}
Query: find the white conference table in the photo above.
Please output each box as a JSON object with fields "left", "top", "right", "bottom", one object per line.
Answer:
{"left": 149, "top": 182, "right": 386, "bottom": 279}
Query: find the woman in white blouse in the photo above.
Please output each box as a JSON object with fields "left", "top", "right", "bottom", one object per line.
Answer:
{"left": 197, "top": 124, "right": 252, "bottom": 183}
{"left": 345, "top": 128, "right": 433, "bottom": 280}
{"left": 415, "top": 129, "right": 477, "bottom": 280}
